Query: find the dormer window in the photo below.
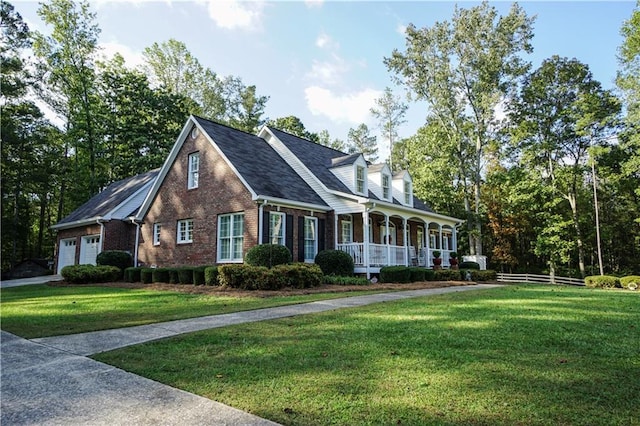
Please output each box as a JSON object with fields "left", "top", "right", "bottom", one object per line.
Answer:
{"left": 382, "top": 174, "right": 390, "bottom": 200}
{"left": 356, "top": 165, "right": 366, "bottom": 194}
{"left": 404, "top": 180, "right": 412, "bottom": 205}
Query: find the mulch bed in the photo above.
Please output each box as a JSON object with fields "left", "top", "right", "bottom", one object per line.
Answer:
{"left": 48, "top": 280, "right": 476, "bottom": 298}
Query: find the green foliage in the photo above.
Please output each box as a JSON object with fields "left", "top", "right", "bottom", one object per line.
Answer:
{"left": 204, "top": 266, "right": 219, "bottom": 286}
{"left": 380, "top": 266, "right": 411, "bottom": 283}
{"left": 620, "top": 275, "right": 640, "bottom": 289}
{"left": 140, "top": 268, "right": 154, "bottom": 284}
{"left": 434, "top": 269, "right": 462, "bottom": 281}
{"left": 217, "top": 264, "right": 323, "bottom": 290}
{"left": 468, "top": 270, "right": 498, "bottom": 281}
{"left": 151, "top": 268, "right": 170, "bottom": 283}
{"left": 347, "top": 123, "right": 378, "bottom": 162}
{"left": 96, "top": 250, "right": 132, "bottom": 274}
{"left": 423, "top": 269, "right": 436, "bottom": 281}
{"left": 245, "top": 244, "right": 292, "bottom": 268}
{"left": 193, "top": 266, "right": 207, "bottom": 286}
{"left": 408, "top": 267, "right": 426, "bottom": 282}
{"left": 177, "top": 267, "right": 194, "bottom": 284}
{"left": 370, "top": 87, "right": 407, "bottom": 171}
{"left": 60, "top": 264, "right": 120, "bottom": 284}
{"left": 323, "top": 275, "right": 370, "bottom": 286}
{"left": 124, "top": 267, "right": 142, "bottom": 283}
{"left": 585, "top": 275, "right": 621, "bottom": 289}
{"left": 314, "top": 250, "right": 354, "bottom": 276}
{"left": 459, "top": 261, "right": 480, "bottom": 270}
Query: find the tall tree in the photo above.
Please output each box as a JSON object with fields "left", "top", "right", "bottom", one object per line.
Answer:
{"left": 317, "top": 129, "right": 346, "bottom": 151}
{"left": 267, "top": 116, "right": 312, "bottom": 138}
{"left": 385, "top": 1, "right": 535, "bottom": 256}
{"left": 347, "top": 123, "right": 378, "bottom": 162}
{"left": 33, "top": 0, "right": 102, "bottom": 203}
{"left": 509, "top": 56, "right": 620, "bottom": 277}
{"left": 617, "top": 2, "right": 640, "bottom": 216}
{"left": 369, "top": 87, "right": 407, "bottom": 169}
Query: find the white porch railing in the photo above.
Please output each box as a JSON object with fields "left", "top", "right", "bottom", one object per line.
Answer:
{"left": 337, "top": 243, "right": 454, "bottom": 269}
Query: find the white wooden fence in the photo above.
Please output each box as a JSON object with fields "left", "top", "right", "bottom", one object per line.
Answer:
{"left": 497, "top": 273, "right": 585, "bottom": 286}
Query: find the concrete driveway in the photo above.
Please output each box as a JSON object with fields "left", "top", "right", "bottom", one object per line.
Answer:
{"left": 0, "top": 275, "right": 63, "bottom": 289}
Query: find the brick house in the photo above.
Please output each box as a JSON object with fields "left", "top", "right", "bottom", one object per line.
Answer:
{"left": 54, "top": 115, "right": 462, "bottom": 277}
{"left": 136, "top": 116, "right": 462, "bottom": 277}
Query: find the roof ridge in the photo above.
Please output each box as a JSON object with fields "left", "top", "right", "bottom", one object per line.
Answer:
{"left": 192, "top": 115, "right": 262, "bottom": 138}
{"left": 267, "top": 126, "right": 349, "bottom": 156}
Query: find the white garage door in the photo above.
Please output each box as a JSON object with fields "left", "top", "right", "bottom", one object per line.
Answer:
{"left": 58, "top": 238, "right": 77, "bottom": 271}
{"left": 80, "top": 235, "right": 101, "bottom": 265}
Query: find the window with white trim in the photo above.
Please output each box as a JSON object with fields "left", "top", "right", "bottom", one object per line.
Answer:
{"left": 188, "top": 152, "right": 199, "bottom": 189}
{"left": 153, "top": 223, "right": 161, "bottom": 246}
{"left": 382, "top": 174, "right": 391, "bottom": 200}
{"left": 404, "top": 180, "right": 411, "bottom": 204}
{"left": 304, "top": 217, "right": 318, "bottom": 262}
{"left": 218, "top": 213, "right": 244, "bottom": 262}
{"left": 341, "top": 217, "right": 353, "bottom": 243}
{"left": 177, "top": 219, "right": 193, "bottom": 244}
{"left": 356, "top": 165, "right": 365, "bottom": 194}
{"left": 417, "top": 226, "right": 425, "bottom": 250}
{"left": 269, "top": 212, "right": 285, "bottom": 246}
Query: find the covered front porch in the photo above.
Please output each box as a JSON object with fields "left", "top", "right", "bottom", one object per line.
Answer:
{"left": 333, "top": 208, "right": 459, "bottom": 277}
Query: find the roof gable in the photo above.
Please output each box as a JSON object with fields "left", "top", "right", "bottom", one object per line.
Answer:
{"left": 55, "top": 169, "right": 159, "bottom": 226}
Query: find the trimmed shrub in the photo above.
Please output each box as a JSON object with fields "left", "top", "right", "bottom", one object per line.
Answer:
{"left": 178, "top": 267, "right": 194, "bottom": 284}
{"left": 245, "top": 244, "right": 292, "bottom": 268}
{"left": 315, "top": 250, "right": 355, "bottom": 277}
{"left": 585, "top": 275, "right": 621, "bottom": 289}
{"left": 166, "top": 268, "right": 179, "bottom": 284}
{"left": 61, "top": 264, "right": 121, "bottom": 284}
{"left": 218, "top": 264, "right": 267, "bottom": 290}
{"left": 380, "top": 266, "right": 411, "bottom": 283}
{"left": 272, "top": 263, "right": 323, "bottom": 289}
{"left": 124, "top": 267, "right": 142, "bottom": 283}
{"left": 408, "top": 267, "right": 426, "bottom": 282}
{"left": 152, "top": 268, "right": 171, "bottom": 283}
{"left": 324, "top": 275, "right": 370, "bottom": 286}
{"left": 141, "top": 268, "right": 154, "bottom": 284}
{"left": 620, "top": 276, "right": 640, "bottom": 290}
{"left": 423, "top": 269, "right": 435, "bottom": 281}
{"left": 469, "top": 270, "right": 497, "bottom": 281}
{"left": 204, "top": 266, "right": 219, "bottom": 286}
{"left": 459, "top": 261, "right": 480, "bottom": 270}
{"left": 96, "top": 251, "right": 133, "bottom": 277}
{"left": 434, "top": 269, "right": 462, "bottom": 281}
{"left": 193, "top": 266, "right": 207, "bottom": 285}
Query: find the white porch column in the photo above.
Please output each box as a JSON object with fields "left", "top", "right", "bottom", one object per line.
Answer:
{"left": 363, "top": 211, "right": 370, "bottom": 279}
{"left": 403, "top": 218, "right": 408, "bottom": 266}
{"left": 438, "top": 224, "right": 443, "bottom": 250}
{"left": 385, "top": 214, "right": 390, "bottom": 266}
{"left": 334, "top": 214, "right": 339, "bottom": 248}
{"left": 452, "top": 226, "right": 457, "bottom": 252}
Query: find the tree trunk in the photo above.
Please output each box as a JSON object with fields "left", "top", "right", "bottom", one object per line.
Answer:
{"left": 567, "top": 192, "right": 586, "bottom": 278}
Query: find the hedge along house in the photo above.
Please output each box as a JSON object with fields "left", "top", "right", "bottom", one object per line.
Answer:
{"left": 135, "top": 115, "right": 461, "bottom": 278}
{"left": 51, "top": 170, "right": 159, "bottom": 273}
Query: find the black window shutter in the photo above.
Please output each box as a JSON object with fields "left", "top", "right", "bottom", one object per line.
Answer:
{"left": 297, "top": 217, "right": 305, "bottom": 262}
{"left": 262, "top": 211, "right": 270, "bottom": 244}
{"left": 286, "top": 215, "right": 294, "bottom": 255}
{"left": 318, "top": 219, "right": 326, "bottom": 251}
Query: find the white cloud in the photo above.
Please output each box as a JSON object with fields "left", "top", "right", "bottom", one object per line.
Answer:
{"left": 305, "top": 0, "right": 324, "bottom": 8}
{"left": 306, "top": 56, "right": 349, "bottom": 86}
{"left": 396, "top": 23, "right": 407, "bottom": 36}
{"left": 315, "top": 32, "right": 339, "bottom": 50}
{"left": 98, "top": 42, "right": 145, "bottom": 69}
{"left": 305, "top": 86, "right": 382, "bottom": 124}
{"left": 201, "top": 0, "right": 265, "bottom": 31}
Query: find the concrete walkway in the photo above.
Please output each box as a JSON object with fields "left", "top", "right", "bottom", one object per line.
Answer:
{"left": 0, "top": 274, "right": 63, "bottom": 288}
{"left": 2, "top": 283, "right": 501, "bottom": 425}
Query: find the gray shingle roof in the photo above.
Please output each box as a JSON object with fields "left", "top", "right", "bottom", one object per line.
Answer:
{"left": 267, "top": 127, "right": 354, "bottom": 194}
{"left": 193, "top": 117, "right": 327, "bottom": 207}
{"left": 57, "top": 169, "right": 159, "bottom": 224}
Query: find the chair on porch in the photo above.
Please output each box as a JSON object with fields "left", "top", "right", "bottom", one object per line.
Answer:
{"left": 409, "top": 246, "right": 418, "bottom": 266}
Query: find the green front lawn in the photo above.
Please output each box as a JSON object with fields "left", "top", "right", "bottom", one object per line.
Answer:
{"left": 95, "top": 285, "right": 640, "bottom": 426}
{"left": 0, "top": 284, "right": 381, "bottom": 338}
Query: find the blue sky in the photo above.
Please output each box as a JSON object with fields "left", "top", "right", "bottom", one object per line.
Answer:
{"left": 14, "top": 1, "right": 637, "bottom": 159}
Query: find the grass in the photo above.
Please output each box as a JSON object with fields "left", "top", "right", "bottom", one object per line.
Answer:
{"left": 94, "top": 285, "right": 640, "bottom": 426}
{"left": 0, "top": 284, "right": 383, "bottom": 338}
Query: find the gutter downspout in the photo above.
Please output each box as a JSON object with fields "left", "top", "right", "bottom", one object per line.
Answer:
{"left": 258, "top": 200, "right": 267, "bottom": 244}
{"left": 131, "top": 217, "right": 141, "bottom": 267}
{"left": 97, "top": 217, "right": 105, "bottom": 256}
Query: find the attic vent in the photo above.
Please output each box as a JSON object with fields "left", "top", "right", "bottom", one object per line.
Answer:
{"left": 191, "top": 127, "right": 199, "bottom": 139}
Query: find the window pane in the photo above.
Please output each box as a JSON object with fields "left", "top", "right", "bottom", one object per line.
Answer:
{"left": 220, "top": 239, "right": 230, "bottom": 259}
{"left": 219, "top": 215, "right": 230, "bottom": 238}
{"left": 270, "top": 213, "right": 284, "bottom": 245}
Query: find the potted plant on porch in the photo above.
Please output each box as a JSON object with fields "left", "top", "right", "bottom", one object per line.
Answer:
{"left": 449, "top": 252, "right": 459, "bottom": 269}
{"left": 432, "top": 250, "right": 442, "bottom": 269}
